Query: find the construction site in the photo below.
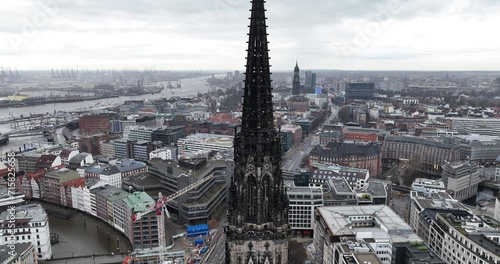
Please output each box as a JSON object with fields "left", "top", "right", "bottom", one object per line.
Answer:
{"left": 122, "top": 172, "right": 224, "bottom": 264}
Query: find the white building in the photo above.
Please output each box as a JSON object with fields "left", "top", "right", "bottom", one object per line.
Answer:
{"left": 100, "top": 140, "right": 115, "bottom": 157}
{"left": 177, "top": 133, "right": 233, "bottom": 157}
{"left": 0, "top": 189, "right": 25, "bottom": 208}
{"left": 0, "top": 204, "right": 52, "bottom": 260}
{"left": 422, "top": 211, "right": 500, "bottom": 264}
{"left": 99, "top": 166, "right": 122, "bottom": 187}
{"left": 284, "top": 181, "right": 323, "bottom": 232}
{"left": 408, "top": 190, "right": 465, "bottom": 232}
{"left": 71, "top": 179, "right": 109, "bottom": 215}
{"left": 448, "top": 117, "right": 500, "bottom": 133}
{"left": 411, "top": 178, "right": 446, "bottom": 195}
{"left": 149, "top": 146, "right": 178, "bottom": 161}
{"left": 314, "top": 205, "right": 423, "bottom": 264}
{"left": 127, "top": 125, "right": 156, "bottom": 142}
{"left": 59, "top": 149, "right": 79, "bottom": 166}
{"left": 442, "top": 161, "right": 481, "bottom": 201}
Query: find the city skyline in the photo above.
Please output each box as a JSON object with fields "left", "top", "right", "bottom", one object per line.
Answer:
{"left": 2, "top": 0, "right": 500, "bottom": 71}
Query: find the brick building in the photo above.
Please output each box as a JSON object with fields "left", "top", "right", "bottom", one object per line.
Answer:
{"left": 78, "top": 134, "right": 110, "bottom": 155}
{"left": 42, "top": 168, "right": 85, "bottom": 207}
{"left": 79, "top": 115, "right": 111, "bottom": 136}
{"left": 206, "top": 113, "right": 240, "bottom": 124}
{"left": 382, "top": 136, "right": 461, "bottom": 175}
{"left": 309, "top": 141, "right": 383, "bottom": 176}
{"left": 344, "top": 132, "right": 378, "bottom": 142}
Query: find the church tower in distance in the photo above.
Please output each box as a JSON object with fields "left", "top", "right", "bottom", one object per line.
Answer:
{"left": 225, "top": 0, "right": 289, "bottom": 263}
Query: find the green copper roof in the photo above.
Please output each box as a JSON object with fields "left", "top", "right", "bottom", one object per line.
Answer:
{"left": 123, "top": 192, "right": 155, "bottom": 213}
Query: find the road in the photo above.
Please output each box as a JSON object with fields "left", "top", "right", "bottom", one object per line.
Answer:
{"left": 202, "top": 234, "right": 226, "bottom": 264}
{"left": 281, "top": 104, "right": 337, "bottom": 172}
{"left": 282, "top": 135, "right": 319, "bottom": 172}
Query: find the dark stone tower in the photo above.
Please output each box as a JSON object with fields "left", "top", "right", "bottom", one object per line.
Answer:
{"left": 292, "top": 60, "right": 301, "bottom": 95}
{"left": 225, "top": 0, "right": 289, "bottom": 263}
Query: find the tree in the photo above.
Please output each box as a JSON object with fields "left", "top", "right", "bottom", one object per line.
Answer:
{"left": 338, "top": 107, "right": 352, "bottom": 123}
{"left": 208, "top": 219, "right": 218, "bottom": 229}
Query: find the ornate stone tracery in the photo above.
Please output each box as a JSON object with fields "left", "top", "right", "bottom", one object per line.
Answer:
{"left": 225, "top": 1, "right": 289, "bottom": 263}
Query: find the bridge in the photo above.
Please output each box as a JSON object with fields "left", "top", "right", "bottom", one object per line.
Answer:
{"left": 6, "top": 130, "right": 45, "bottom": 138}
{"left": 391, "top": 184, "right": 411, "bottom": 193}
{"left": 479, "top": 181, "right": 500, "bottom": 196}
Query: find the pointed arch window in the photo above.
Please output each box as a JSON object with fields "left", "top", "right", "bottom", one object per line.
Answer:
{"left": 262, "top": 174, "right": 273, "bottom": 221}
{"left": 246, "top": 175, "right": 258, "bottom": 219}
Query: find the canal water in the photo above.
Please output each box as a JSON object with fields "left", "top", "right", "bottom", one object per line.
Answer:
{"left": 46, "top": 206, "right": 133, "bottom": 258}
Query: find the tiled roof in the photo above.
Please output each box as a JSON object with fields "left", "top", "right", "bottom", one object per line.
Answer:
{"left": 310, "top": 141, "right": 381, "bottom": 158}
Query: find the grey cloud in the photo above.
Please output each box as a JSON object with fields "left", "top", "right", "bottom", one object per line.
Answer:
{"left": 2, "top": 0, "right": 500, "bottom": 70}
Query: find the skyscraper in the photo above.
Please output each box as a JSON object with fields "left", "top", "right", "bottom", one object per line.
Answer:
{"left": 305, "top": 71, "right": 316, "bottom": 90}
{"left": 225, "top": 0, "right": 290, "bottom": 263}
{"left": 292, "top": 60, "right": 301, "bottom": 95}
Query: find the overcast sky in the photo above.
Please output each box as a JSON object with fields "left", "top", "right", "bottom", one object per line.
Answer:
{"left": 2, "top": 0, "right": 500, "bottom": 71}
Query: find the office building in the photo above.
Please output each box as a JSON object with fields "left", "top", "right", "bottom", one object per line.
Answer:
{"left": 442, "top": 161, "right": 480, "bottom": 201}
{"left": 110, "top": 119, "right": 124, "bottom": 134}
{"left": 176, "top": 133, "right": 233, "bottom": 157}
{"left": 310, "top": 163, "right": 370, "bottom": 190}
{"left": 408, "top": 190, "right": 467, "bottom": 234}
{"left": 127, "top": 126, "right": 156, "bottom": 142}
{"left": 305, "top": 71, "right": 317, "bottom": 90}
{"left": 114, "top": 139, "right": 162, "bottom": 162}
{"left": 446, "top": 117, "right": 500, "bottom": 133}
{"left": 418, "top": 210, "right": 500, "bottom": 264}
{"left": 411, "top": 178, "right": 446, "bottom": 195}
{"left": 100, "top": 140, "right": 115, "bottom": 157}
{"left": 345, "top": 83, "right": 375, "bottom": 100}
{"left": 284, "top": 181, "right": 323, "bottom": 234}
{"left": 452, "top": 134, "right": 500, "bottom": 164}
{"left": 281, "top": 124, "right": 303, "bottom": 146}
{"left": 314, "top": 205, "right": 433, "bottom": 264}
{"left": 148, "top": 158, "right": 231, "bottom": 225}
{"left": 149, "top": 146, "right": 178, "bottom": 161}
{"left": 151, "top": 125, "right": 185, "bottom": 145}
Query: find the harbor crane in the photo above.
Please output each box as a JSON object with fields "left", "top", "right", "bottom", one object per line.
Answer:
{"left": 131, "top": 174, "right": 215, "bottom": 263}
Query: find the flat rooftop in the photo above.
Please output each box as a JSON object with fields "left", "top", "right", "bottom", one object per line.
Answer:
{"left": 122, "top": 172, "right": 162, "bottom": 189}
{"left": 365, "top": 181, "right": 387, "bottom": 197}
{"left": 184, "top": 182, "right": 225, "bottom": 207}
{"left": 0, "top": 203, "right": 47, "bottom": 223}
{"left": 317, "top": 205, "right": 418, "bottom": 242}
{"left": 353, "top": 253, "right": 382, "bottom": 264}
{"left": 178, "top": 133, "right": 234, "bottom": 146}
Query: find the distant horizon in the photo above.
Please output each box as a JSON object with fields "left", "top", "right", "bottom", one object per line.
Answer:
{"left": 5, "top": 68, "right": 500, "bottom": 73}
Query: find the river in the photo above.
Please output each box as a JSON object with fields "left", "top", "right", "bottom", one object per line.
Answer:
{"left": 0, "top": 75, "right": 212, "bottom": 119}
{"left": 0, "top": 75, "right": 215, "bottom": 154}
